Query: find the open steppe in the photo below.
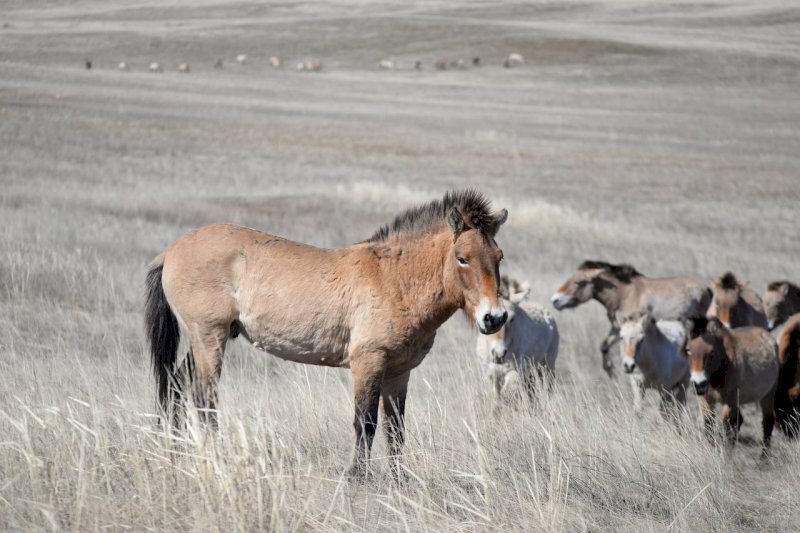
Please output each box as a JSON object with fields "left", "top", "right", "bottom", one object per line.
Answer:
{"left": 1, "top": 1, "right": 799, "bottom": 530}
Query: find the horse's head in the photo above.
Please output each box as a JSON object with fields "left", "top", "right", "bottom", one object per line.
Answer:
{"left": 619, "top": 313, "right": 655, "bottom": 374}
{"left": 764, "top": 281, "right": 794, "bottom": 331}
{"left": 446, "top": 206, "right": 508, "bottom": 334}
{"left": 709, "top": 272, "right": 745, "bottom": 328}
{"left": 551, "top": 265, "right": 602, "bottom": 310}
{"left": 483, "top": 279, "right": 530, "bottom": 363}
{"left": 683, "top": 317, "right": 727, "bottom": 395}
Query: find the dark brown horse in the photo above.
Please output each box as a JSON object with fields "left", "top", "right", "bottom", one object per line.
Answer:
{"left": 776, "top": 313, "right": 800, "bottom": 438}
{"left": 707, "top": 272, "right": 768, "bottom": 329}
{"left": 764, "top": 281, "right": 800, "bottom": 331}
{"left": 684, "top": 317, "right": 778, "bottom": 452}
{"left": 145, "top": 190, "right": 508, "bottom": 478}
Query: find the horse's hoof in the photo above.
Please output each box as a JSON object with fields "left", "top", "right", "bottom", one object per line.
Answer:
{"left": 344, "top": 463, "right": 368, "bottom": 481}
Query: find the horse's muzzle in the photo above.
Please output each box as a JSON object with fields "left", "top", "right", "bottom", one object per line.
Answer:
{"left": 623, "top": 361, "right": 636, "bottom": 374}
{"left": 694, "top": 380, "right": 709, "bottom": 396}
{"left": 491, "top": 347, "right": 507, "bottom": 365}
{"left": 479, "top": 310, "right": 507, "bottom": 335}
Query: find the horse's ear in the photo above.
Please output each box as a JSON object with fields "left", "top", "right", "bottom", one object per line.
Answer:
{"left": 782, "top": 283, "right": 790, "bottom": 297}
{"left": 510, "top": 281, "right": 530, "bottom": 304}
{"left": 448, "top": 207, "right": 464, "bottom": 236}
{"left": 494, "top": 208, "right": 508, "bottom": 228}
{"left": 708, "top": 317, "right": 724, "bottom": 337}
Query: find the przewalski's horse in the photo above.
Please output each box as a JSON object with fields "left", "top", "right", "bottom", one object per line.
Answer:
{"left": 763, "top": 281, "right": 800, "bottom": 331}
{"left": 707, "top": 272, "right": 768, "bottom": 329}
{"left": 618, "top": 315, "right": 688, "bottom": 418}
{"left": 145, "top": 190, "right": 508, "bottom": 478}
{"left": 684, "top": 317, "right": 779, "bottom": 452}
{"left": 476, "top": 276, "right": 559, "bottom": 400}
{"left": 551, "top": 261, "right": 711, "bottom": 377}
{"left": 775, "top": 313, "right": 800, "bottom": 437}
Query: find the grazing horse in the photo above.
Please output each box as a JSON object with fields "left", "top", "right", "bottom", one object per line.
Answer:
{"left": 763, "top": 281, "right": 800, "bottom": 331}
{"left": 269, "top": 56, "right": 282, "bottom": 69}
{"left": 618, "top": 315, "right": 688, "bottom": 418}
{"left": 178, "top": 63, "right": 191, "bottom": 73}
{"left": 707, "top": 272, "right": 768, "bottom": 329}
{"left": 476, "top": 276, "right": 559, "bottom": 400}
{"left": 684, "top": 317, "right": 778, "bottom": 452}
{"left": 775, "top": 314, "right": 800, "bottom": 437}
{"left": 145, "top": 190, "right": 508, "bottom": 478}
{"left": 149, "top": 62, "right": 162, "bottom": 73}
{"left": 552, "top": 261, "right": 711, "bottom": 377}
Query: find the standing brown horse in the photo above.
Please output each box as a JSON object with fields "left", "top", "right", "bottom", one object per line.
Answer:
{"left": 684, "top": 317, "right": 778, "bottom": 452}
{"left": 707, "top": 272, "right": 768, "bottom": 329}
{"left": 145, "top": 190, "right": 508, "bottom": 478}
{"left": 551, "top": 261, "right": 710, "bottom": 376}
{"left": 763, "top": 281, "right": 800, "bottom": 331}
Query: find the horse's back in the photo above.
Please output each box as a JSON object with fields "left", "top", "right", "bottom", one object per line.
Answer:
{"left": 734, "top": 326, "right": 779, "bottom": 402}
{"left": 639, "top": 275, "right": 709, "bottom": 319}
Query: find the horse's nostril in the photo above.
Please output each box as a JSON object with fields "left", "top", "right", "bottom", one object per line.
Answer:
{"left": 501, "top": 311, "right": 508, "bottom": 323}
{"left": 483, "top": 314, "right": 492, "bottom": 325}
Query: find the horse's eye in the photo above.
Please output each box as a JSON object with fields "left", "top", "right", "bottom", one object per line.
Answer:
{"left": 457, "top": 257, "right": 468, "bottom": 266}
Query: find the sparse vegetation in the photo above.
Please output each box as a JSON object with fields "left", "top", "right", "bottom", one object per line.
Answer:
{"left": 1, "top": 0, "right": 799, "bottom": 530}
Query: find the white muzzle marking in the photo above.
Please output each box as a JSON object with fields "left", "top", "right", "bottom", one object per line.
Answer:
{"left": 475, "top": 298, "right": 506, "bottom": 333}
{"left": 690, "top": 371, "right": 707, "bottom": 384}
{"left": 551, "top": 292, "right": 568, "bottom": 309}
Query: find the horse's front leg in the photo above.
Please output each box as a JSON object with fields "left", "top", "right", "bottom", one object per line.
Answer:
{"left": 381, "top": 370, "right": 410, "bottom": 481}
{"left": 347, "top": 351, "right": 387, "bottom": 479}
{"left": 600, "top": 326, "right": 620, "bottom": 378}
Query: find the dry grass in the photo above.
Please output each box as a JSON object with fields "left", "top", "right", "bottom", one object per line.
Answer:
{"left": 2, "top": 0, "right": 800, "bottom": 530}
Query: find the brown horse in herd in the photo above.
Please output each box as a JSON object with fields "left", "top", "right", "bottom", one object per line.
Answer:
{"left": 707, "top": 272, "right": 768, "bottom": 329}
{"left": 146, "top": 190, "right": 508, "bottom": 478}
{"left": 763, "top": 281, "right": 800, "bottom": 331}
{"left": 685, "top": 317, "right": 779, "bottom": 451}
{"left": 552, "top": 261, "right": 711, "bottom": 376}
{"left": 776, "top": 314, "right": 800, "bottom": 437}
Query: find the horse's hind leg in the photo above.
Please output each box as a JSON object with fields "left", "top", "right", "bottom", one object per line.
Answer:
{"left": 760, "top": 387, "right": 777, "bottom": 454}
{"left": 381, "top": 371, "right": 410, "bottom": 480}
{"left": 186, "top": 326, "right": 229, "bottom": 430}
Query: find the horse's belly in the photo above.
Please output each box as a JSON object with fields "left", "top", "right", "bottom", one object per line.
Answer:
{"left": 241, "top": 313, "right": 348, "bottom": 367}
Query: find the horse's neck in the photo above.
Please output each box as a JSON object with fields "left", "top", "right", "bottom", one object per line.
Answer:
{"left": 382, "top": 233, "right": 460, "bottom": 332}
{"left": 594, "top": 275, "right": 630, "bottom": 314}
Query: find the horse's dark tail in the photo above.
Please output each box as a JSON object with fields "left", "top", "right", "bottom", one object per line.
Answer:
{"left": 145, "top": 260, "right": 181, "bottom": 418}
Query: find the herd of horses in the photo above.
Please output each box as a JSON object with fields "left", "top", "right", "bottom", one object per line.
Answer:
{"left": 145, "top": 190, "right": 800, "bottom": 479}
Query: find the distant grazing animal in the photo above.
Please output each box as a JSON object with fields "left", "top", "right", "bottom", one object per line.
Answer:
{"left": 85, "top": 60, "right": 92, "bottom": 70}
{"left": 269, "top": 56, "right": 282, "bottom": 69}
{"left": 707, "top": 272, "right": 768, "bottom": 329}
{"left": 451, "top": 59, "right": 467, "bottom": 70}
{"left": 552, "top": 261, "right": 711, "bottom": 377}
{"left": 684, "top": 317, "right": 778, "bottom": 452}
{"left": 118, "top": 62, "right": 129, "bottom": 71}
{"left": 763, "top": 281, "right": 800, "bottom": 331}
{"left": 414, "top": 60, "right": 422, "bottom": 71}
{"left": 178, "top": 63, "right": 191, "bottom": 73}
{"left": 149, "top": 62, "right": 162, "bottom": 73}
{"left": 476, "top": 276, "right": 559, "bottom": 400}
{"left": 619, "top": 315, "right": 688, "bottom": 417}
{"left": 236, "top": 54, "right": 247, "bottom": 65}
{"left": 145, "top": 190, "right": 508, "bottom": 479}
{"left": 434, "top": 58, "right": 448, "bottom": 70}
{"left": 775, "top": 314, "right": 800, "bottom": 437}
{"left": 378, "top": 59, "right": 395, "bottom": 70}
{"left": 297, "top": 59, "right": 322, "bottom": 72}
{"left": 472, "top": 57, "right": 481, "bottom": 67}
{"left": 503, "top": 53, "right": 524, "bottom": 68}
{"left": 214, "top": 58, "right": 224, "bottom": 69}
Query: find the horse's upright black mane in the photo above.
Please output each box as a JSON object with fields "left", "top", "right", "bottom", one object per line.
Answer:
{"left": 719, "top": 272, "right": 740, "bottom": 290}
{"left": 578, "top": 260, "right": 643, "bottom": 283}
{"left": 367, "top": 189, "right": 499, "bottom": 242}
{"left": 768, "top": 280, "right": 800, "bottom": 294}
